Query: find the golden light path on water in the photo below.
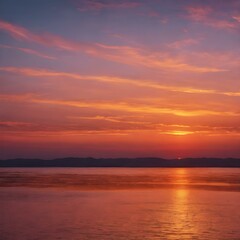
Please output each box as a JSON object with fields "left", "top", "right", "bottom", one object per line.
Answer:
{"left": 168, "top": 169, "right": 200, "bottom": 239}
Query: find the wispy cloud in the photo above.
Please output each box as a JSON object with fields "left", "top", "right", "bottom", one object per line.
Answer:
{"left": 0, "top": 19, "right": 225, "bottom": 72}
{"left": 0, "top": 44, "right": 55, "bottom": 60}
{"left": 0, "top": 94, "right": 239, "bottom": 117}
{"left": 187, "top": 6, "right": 212, "bottom": 21}
{"left": 1, "top": 115, "right": 240, "bottom": 137}
{"left": 69, "top": 116, "right": 240, "bottom": 135}
{"left": 186, "top": 6, "right": 238, "bottom": 30}
{"left": 0, "top": 19, "right": 94, "bottom": 51}
{"left": 93, "top": 43, "right": 225, "bottom": 72}
{"left": 1, "top": 66, "right": 239, "bottom": 96}
{"left": 189, "top": 51, "right": 240, "bottom": 69}
{"left": 74, "top": 0, "right": 141, "bottom": 12}
{"left": 167, "top": 38, "right": 200, "bottom": 49}
{"left": 0, "top": 121, "right": 34, "bottom": 127}
{"left": 2, "top": 127, "right": 240, "bottom": 138}
{"left": 233, "top": 15, "right": 240, "bottom": 23}
{"left": 69, "top": 115, "right": 152, "bottom": 126}
{"left": 137, "top": 10, "right": 168, "bottom": 23}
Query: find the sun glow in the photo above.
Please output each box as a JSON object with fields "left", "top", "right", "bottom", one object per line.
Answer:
{"left": 167, "top": 131, "right": 194, "bottom": 136}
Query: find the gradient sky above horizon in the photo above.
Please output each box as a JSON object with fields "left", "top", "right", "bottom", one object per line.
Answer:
{"left": 0, "top": 0, "right": 240, "bottom": 159}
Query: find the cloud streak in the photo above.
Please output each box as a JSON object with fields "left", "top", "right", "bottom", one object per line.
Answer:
{"left": 0, "top": 66, "right": 239, "bottom": 97}
{"left": 0, "top": 19, "right": 225, "bottom": 72}
{"left": 0, "top": 94, "right": 239, "bottom": 117}
{"left": 0, "top": 44, "right": 55, "bottom": 60}
{"left": 167, "top": 38, "right": 200, "bottom": 49}
{"left": 186, "top": 6, "right": 238, "bottom": 30}
{"left": 75, "top": 0, "right": 141, "bottom": 11}
{"left": 1, "top": 116, "right": 240, "bottom": 137}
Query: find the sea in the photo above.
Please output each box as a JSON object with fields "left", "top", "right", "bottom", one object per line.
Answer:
{"left": 0, "top": 168, "right": 239, "bottom": 240}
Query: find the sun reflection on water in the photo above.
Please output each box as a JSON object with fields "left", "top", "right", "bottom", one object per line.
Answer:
{"left": 166, "top": 169, "right": 200, "bottom": 239}
{"left": 174, "top": 168, "right": 190, "bottom": 186}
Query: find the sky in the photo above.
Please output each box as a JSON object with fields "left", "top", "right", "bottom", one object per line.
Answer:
{"left": 0, "top": 0, "right": 240, "bottom": 159}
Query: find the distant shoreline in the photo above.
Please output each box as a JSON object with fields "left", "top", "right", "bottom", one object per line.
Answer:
{"left": 0, "top": 157, "right": 240, "bottom": 168}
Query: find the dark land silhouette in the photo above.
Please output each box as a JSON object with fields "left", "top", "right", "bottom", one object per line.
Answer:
{"left": 0, "top": 157, "right": 240, "bottom": 167}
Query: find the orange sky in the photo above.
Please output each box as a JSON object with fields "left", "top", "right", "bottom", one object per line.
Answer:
{"left": 0, "top": 0, "right": 240, "bottom": 159}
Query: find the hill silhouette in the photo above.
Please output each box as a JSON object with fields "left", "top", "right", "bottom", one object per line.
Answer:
{"left": 0, "top": 157, "right": 239, "bottom": 167}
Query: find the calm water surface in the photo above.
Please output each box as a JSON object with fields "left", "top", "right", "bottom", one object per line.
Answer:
{"left": 0, "top": 168, "right": 240, "bottom": 240}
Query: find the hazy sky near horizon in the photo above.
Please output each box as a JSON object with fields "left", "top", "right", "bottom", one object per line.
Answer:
{"left": 0, "top": 0, "right": 240, "bottom": 159}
